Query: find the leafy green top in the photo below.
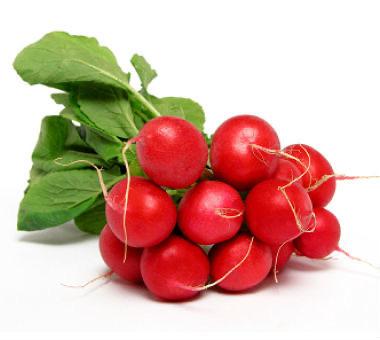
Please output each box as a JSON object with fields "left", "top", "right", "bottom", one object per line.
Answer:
{"left": 14, "top": 31, "right": 208, "bottom": 234}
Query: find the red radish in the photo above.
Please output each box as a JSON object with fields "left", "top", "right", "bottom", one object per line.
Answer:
{"left": 135, "top": 116, "right": 208, "bottom": 189}
{"left": 294, "top": 207, "right": 340, "bottom": 259}
{"left": 283, "top": 144, "right": 336, "bottom": 207}
{"left": 99, "top": 225, "right": 143, "bottom": 283}
{"left": 106, "top": 176, "right": 176, "bottom": 248}
{"left": 210, "top": 115, "right": 280, "bottom": 191}
{"left": 140, "top": 235, "right": 210, "bottom": 301}
{"left": 209, "top": 233, "right": 272, "bottom": 292}
{"left": 270, "top": 242, "right": 295, "bottom": 272}
{"left": 272, "top": 159, "right": 303, "bottom": 185}
{"left": 178, "top": 180, "right": 244, "bottom": 245}
{"left": 245, "top": 179, "right": 313, "bottom": 245}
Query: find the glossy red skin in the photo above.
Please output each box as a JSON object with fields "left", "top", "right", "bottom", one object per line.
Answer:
{"left": 270, "top": 242, "right": 295, "bottom": 272}
{"left": 245, "top": 179, "right": 313, "bottom": 245}
{"left": 178, "top": 180, "right": 244, "bottom": 245}
{"left": 99, "top": 225, "right": 143, "bottom": 283}
{"left": 283, "top": 144, "right": 336, "bottom": 207}
{"left": 272, "top": 159, "right": 303, "bottom": 185}
{"left": 136, "top": 116, "right": 208, "bottom": 189}
{"left": 140, "top": 235, "right": 210, "bottom": 301}
{"left": 294, "top": 208, "right": 341, "bottom": 259}
{"left": 106, "top": 177, "right": 177, "bottom": 248}
{"left": 209, "top": 233, "right": 272, "bottom": 292}
{"left": 210, "top": 115, "right": 280, "bottom": 191}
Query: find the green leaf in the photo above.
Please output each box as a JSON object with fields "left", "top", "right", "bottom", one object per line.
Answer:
{"left": 53, "top": 92, "right": 98, "bottom": 128}
{"left": 29, "top": 166, "right": 47, "bottom": 186}
{"left": 14, "top": 32, "right": 161, "bottom": 118}
{"left": 17, "top": 169, "right": 122, "bottom": 231}
{"left": 51, "top": 93, "right": 70, "bottom": 106}
{"left": 76, "top": 86, "right": 139, "bottom": 138}
{"left": 84, "top": 127, "right": 123, "bottom": 162}
{"left": 32, "top": 116, "right": 105, "bottom": 172}
{"left": 74, "top": 197, "right": 106, "bottom": 235}
{"left": 24, "top": 166, "right": 48, "bottom": 194}
{"left": 203, "top": 132, "right": 212, "bottom": 146}
{"left": 14, "top": 31, "right": 128, "bottom": 90}
{"left": 148, "top": 96, "right": 205, "bottom": 131}
{"left": 131, "top": 54, "right": 157, "bottom": 90}
{"left": 83, "top": 128, "right": 144, "bottom": 177}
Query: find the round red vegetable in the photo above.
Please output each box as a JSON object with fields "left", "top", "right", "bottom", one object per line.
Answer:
{"left": 272, "top": 158, "right": 303, "bottom": 185}
{"left": 178, "top": 180, "right": 244, "bottom": 245}
{"left": 209, "top": 233, "right": 272, "bottom": 292}
{"left": 294, "top": 207, "right": 341, "bottom": 259}
{"left": 106, "top": 177, "right": 177, "bottom": 248}
{"left": 210, "top": 115, "right": 280, "bottom": 191}
{"left": 283, "top": 144, "right": 336, "bottom": 207}
{"left": 140, "top": 235, "right": 210, "bottom": 301}
{"left": 245, "top": 179, "right": 313, "bottom": 245}
{"left": 99, "top": 225, "right": 143, "bottom": 283}
{"left": 136, "top": 116, "right": 208, "bottom": 189}
{"left": 270, "top": 242, "right": 295, "bottom": 272}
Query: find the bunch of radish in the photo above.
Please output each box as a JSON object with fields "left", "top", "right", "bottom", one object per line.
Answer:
{"left": 13, "top": 32, "right": 375, "bottom": 302}
{"left": 98, "top": 114, "right": 348, "bottom": 301}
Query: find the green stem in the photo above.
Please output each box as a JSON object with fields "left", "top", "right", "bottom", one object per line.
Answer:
{"left": 75, "top": 59, "right": 161, "bottom": 119}
{"left": 124, "top": 83, "right": 161, "bottom": 119}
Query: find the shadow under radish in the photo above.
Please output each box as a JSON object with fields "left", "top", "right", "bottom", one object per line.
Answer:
{"left": 18, "top": 222, "right": 94, "bottom": 245}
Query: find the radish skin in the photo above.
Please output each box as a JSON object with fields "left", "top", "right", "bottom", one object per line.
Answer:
{"left": 178, "top": 180, "right": 244, "bottom": 245}
{"left": 140, "top": 235, "right": 210, "bottom": 301}
{"left": 294, "top": 208, "right": 340, "bottom": 259}
{"left": 106, "top": 177, "right": 177, "bottom": 248}
{"left": 210, "top": 115, "right": 280, "bottom": 191}
{"left": 270, "top": 242, "right": 295, "bottom": 272}
{"left": 136, "top": 116, "right": 208, "bottom": 189}
{"left": 245, "top": 179, "right": 313, "bottom": 245}
{"left": 209, "top": 233, "right": 272, "bottom": 292}
{"left": 283, "top": 144, "right": 336, "bottom": 207}
{"left": 272, "top": 159, "right": 303, "bottom": 185}
{"left": 99, "top": 225, "right": 143, "bottom": 283}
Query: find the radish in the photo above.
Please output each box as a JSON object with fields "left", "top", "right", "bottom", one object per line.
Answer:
{"left": 294, "top": 208, "right": 379, "bottom": 270}
{"left": 210, "top": 115, "right": 280, "bottom": 191}
{"left": 99, "top": 225, "right": 143, "bottom": 283}
{"left": 245, "top": 179, "right": 313, "bottom": 245}
{"left": 105, "top": 176, "right": 177, "bottom": 248}
{"left": 135, "top": 116, "right": 208, "bottom": 189}
{"left": 283, "top": 144, "right": 336, "bottom": 207}
{"left": 140, "top": 235, "right": 210, "bottom": 301}
{"left": 270, "top": 241, "right": 295, "bottom": 272}
{"left": 294, "top": 207, "right": 340, "bottom": 259}
{"left": 272, "top": 159, "right": 303, "bottom": 185}
{"left": 178, "top": 180, "right": 244, "bottom": 245}
{"left": 209, "top": 233, "right": 272, "bottom": 292}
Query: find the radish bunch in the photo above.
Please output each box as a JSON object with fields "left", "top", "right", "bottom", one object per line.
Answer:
{"left": 99, "top": 114, "right": 346, "bottom": 301}
{"left": 14, "top": 32, "right": 373, "bottom": 303}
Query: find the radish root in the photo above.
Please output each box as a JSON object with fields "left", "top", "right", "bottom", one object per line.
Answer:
{"left": 215, "top": 207, "right": 244, "bottom": 219}
{"left": 61, "top": 270, "right": 113, "bottom": 288}
{"left": 250, "top": 143, "right": 309, "bottom": 173}
{"left": 336, "top": 247, "right": 380, "bottom": 270}
{"left": 250, "top": 144, "right": 314, "bottom": 234}
{"left": 121, "top": 138, "right": 137, "bottom": 263}
{"left": 181, "top": 236, "right": 254, "bottom": 291}
{"left": 308, "top": 174, "right": 380, "bottom": 192}
{"left": 54, "top": 158, "right": 108, "bottom": 199}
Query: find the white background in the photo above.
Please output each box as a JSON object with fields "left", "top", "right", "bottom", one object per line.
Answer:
{"left": 1, "top": 0, "right": 379, "bottom": 338}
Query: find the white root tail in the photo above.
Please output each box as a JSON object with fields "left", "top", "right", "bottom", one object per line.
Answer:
{"left": 61, "top": 270, "right": 113, "bottom": 288}
{"left": 121, "top": 139, "right": 137, "bottom": 263}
